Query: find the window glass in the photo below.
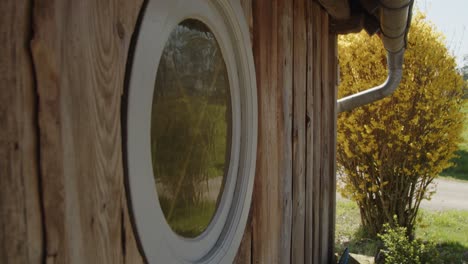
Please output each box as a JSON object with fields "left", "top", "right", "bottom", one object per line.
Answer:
{"left": 151, "top": 19, "right": 231, "bottom": 238}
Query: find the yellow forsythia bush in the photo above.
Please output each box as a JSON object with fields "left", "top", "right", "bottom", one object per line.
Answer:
{"left": 337, "top": 14, "right": 464, "bottom": 236}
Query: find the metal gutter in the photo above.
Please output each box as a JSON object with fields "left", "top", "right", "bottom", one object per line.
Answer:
{"left": 337, "top": 0, "right": 413, "bottom": 113}
{"left": 337, "top": 49, "right": 404, "bottom": 113}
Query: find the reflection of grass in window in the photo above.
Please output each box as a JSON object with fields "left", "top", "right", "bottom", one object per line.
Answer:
{"left": 151, "top": 20, "right": 231, "bottom": 237}
{"left": 151, "top": 96, "right": 228, "bottom": 190}
{"left": 151, "top": 96, "right": 229, "bottom": 236}
{"left": 159, "top": 196, "right": 216, "bottom": 237}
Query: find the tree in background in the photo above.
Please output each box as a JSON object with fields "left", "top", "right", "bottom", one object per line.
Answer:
{"left": 462, "top": 54, "right": 468, "bottom": 81}
{"left": 463, "top": 80, "right": 468, "bottom": 99}
{"left": 337, "top": 14, "right": 464, "bottom": 237}
{"left": 462, "top": 55, "right": 468, "bottom": 98}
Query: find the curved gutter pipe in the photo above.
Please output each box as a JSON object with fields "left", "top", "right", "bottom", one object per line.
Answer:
{"left": 337, "top": 0, "right": 413, "bottom": 113}
{"left": 337, "top": 49, "right": 404, "bottom": 113}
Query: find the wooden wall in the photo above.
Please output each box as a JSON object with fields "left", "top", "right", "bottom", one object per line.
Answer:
{"left": 235, "top": 0, "right": 338, "bottom": 263}
{"left": 1, "top": 0, "right": 337, "bottom": 263}
{"left": 0, "top": 0, "right": 42, "bottom": 262}
{"left": 1, "top": 0, "right": 145, "bottom": 263}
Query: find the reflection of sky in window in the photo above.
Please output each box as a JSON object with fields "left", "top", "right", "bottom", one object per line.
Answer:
{"left": 418, "top": 0, "right": 468, "bottom": 67}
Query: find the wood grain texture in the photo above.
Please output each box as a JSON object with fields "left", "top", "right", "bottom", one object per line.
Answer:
{"left": 305, "top": 0, "right": 316, "bottom": 262}
{"left": 233, "top": 219, "right": 252, "bottom": 264}
{"left": 251, "top": 0, "right": 293, "bottom": 262}
{"left": 252, "top": 0, "right": 280, "bottom": 261}
{"left": 31, "top": 0, "right": 144, "bottom": 262}
{"left": 292, "top": 0, "right": 307, "bottom": 262}
{"left": 278, "top": 0, "right": 294, "bottom": 262}
{"left": 311, "top": 3, "right": 324, "bottom": 263}
{"left": 0, "top": 0, "right": 43, "bottom": 263}
{"left": 327, "top": 32, "right": 338, "bottom": 262}
{"left": 238, "top": 0, "right": 338, "bottom": 263}
{"left": 319, "top": 10, "right": 331, "bottom": 264}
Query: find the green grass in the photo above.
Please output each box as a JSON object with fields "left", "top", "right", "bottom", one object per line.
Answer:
{"left": 460, "top": 100, "right": 468, "bottom": 151}
{"left": 416, "top": 210, "right": 468, "bottom": 263}
{"left": 335, "top": 200, "right": 380, "bottom": 257}
{"left": 440, "top": 100, "right": 468, "bottom": 181}
{"left": 159, "top": 197, "right": 216, "bottom": 238}
{"left": 335, "top": 199, "right": 468, "bottom": 263}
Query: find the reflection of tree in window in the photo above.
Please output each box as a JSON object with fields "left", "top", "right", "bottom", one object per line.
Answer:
{"left": 151, "top": 19, "right": 231, "bottom": 238}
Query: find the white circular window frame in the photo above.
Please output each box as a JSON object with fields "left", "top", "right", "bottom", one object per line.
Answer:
{"left": 124, "top": 0, "right": 257, "bottom": 263}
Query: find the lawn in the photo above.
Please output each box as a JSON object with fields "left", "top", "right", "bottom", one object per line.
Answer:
{"left": 417, "top": 210, "right": 468, "bottom": 263}
{"left": 440, "top": 99, "right": 468, "bottom": 181}
{"left": 158, "top": 196, "right": 217, "bottom": 238}
{"left": 335, "top": 199, "right": 468, "bottom": 263}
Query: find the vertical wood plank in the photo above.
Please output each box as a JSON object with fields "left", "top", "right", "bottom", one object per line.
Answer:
{"left": 327, "top": 32, "right": 338, "bottom": 262}
{"left": 252, "top": 0, "right": 279, "bottom": 262}
{"left": 240, "top": 1, "right": 339, "bottom": 262}
{"left": 31, "top": 0, "right": 144, "bottom": 262}
{"left": 292, "top": 0, "right": 307, "bottom": 262}
{"left": 0, "top": 0, "right": 43, "bottom": 263}
{"left": 252, "top": 0, "right": 293, "bottom": 262}
{"left": 312, "top": 3, "right": 323, "bottom": 263}
{"left": 306, "top": 5, "right": 338, "bottom": 263}
{"left": 233, "top": 220, "right": 252, "bottom": 264}
{"left": 32, "top": 1, "right": 67, "bottom": 261}
{"left": 305, "top": 0, "right": 315, "bottom": 262}
{"left": 320, "top": 10, "right": 330, "bottom": 264}
{"left": 278, "top": 0, "right": 294, "bottom": 262}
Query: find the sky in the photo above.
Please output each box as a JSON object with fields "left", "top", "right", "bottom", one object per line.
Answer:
{"left": 418, "top": 0, "right": 468, "bottom": 67}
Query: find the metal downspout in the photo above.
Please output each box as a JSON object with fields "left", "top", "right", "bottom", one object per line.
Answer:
{"left": 337, "top": 0, "right": 413, "bottom": 113}
{"left": 337, "top": 49, "right": 404, "bottom": 113}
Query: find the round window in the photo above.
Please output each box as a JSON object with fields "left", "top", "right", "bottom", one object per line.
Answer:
{"left": 124, "top": 0, "right": 257, "bottom": 263}
{"left": 151, "top": 19, "right": 231, "bottom": 238}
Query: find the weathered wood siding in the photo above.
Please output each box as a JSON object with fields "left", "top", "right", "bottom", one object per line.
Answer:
{"left": 1, "top": 0, "right": 337, "bottom": 263}
{"left": 0, "top": 0, "right": 42, "bottom": 262}
{"left": 32, "top": 0, "right": 145, "bottom": 262}
{"left": 235, "top": 0, "right": 338, "bottom": 263}
{"left": 2, "top": 0, "right": 144, "bottom": 263}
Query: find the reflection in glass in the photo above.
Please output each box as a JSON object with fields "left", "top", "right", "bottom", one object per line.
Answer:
{"left": 151, "top": 19, "right": 231, "bottom": 238}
